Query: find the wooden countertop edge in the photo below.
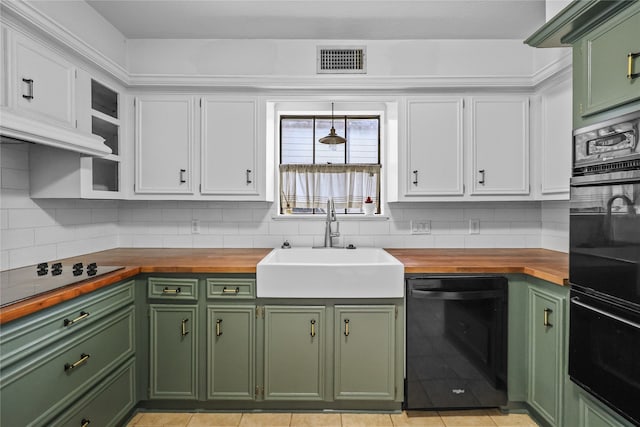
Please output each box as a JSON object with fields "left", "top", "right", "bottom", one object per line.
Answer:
{"left": 402, "top": 266, "right": 566, "bottom": 286}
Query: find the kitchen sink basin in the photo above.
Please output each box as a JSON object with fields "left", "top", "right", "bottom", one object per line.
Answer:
{"left": 256, "top": 247, "right": 404, "bottom": 298}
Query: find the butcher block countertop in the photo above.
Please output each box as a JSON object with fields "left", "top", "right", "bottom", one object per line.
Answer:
{"left": 0, "top": 248, "right": 568, "bottom": 324}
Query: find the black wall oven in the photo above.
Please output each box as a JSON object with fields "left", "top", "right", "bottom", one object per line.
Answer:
{"left": 569, "top": 110, "right": 640, "bottom": 426}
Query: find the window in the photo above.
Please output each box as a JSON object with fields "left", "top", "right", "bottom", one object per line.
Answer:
{"left": 280, "top": 115, "right": 381, "bottom": 215}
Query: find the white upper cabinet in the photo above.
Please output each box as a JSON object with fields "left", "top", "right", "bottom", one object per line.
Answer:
{"left": 539, "top": 77, "right": 571, "bottom": 199}
{"left": 135, "top": 95, "right": 195, "bottom": 194}
{"left": 405, "top": 98, "right": 464, "bottom": 196}
{"left": 12, "top": 31, "right": 75, "bottom": 128}
{"left": 470, "top": 96, "right": 530, "bottom": 196}
{"left": 201, "top": 97, "right": 258, "bottom": 196}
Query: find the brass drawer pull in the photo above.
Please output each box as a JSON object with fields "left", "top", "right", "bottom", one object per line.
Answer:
{"left": 344, "top": 319, "right": 350, "bottom": 337}
{"left": 216, "top": 319, "right": 223, "bottom": 337}
{"left": 627, "top": 52, "right": 640, "bottom": 79}
{"left": 310, "top": 319, "right": 316, "bottom": 337}
{"left": 64, "top": 311, "right": 89, "bottom": 327}
{"left": 222, "top": 286, "right": 240, "bottom": 294}
{"left": 64, "top": 353, "right": 90, "bottom": 371}
{"left": 81, "top": 418, "right": 91, "bottom": 427}
{"left": 162, "top": 287, "right": 181, "bottom": 294}
{"left": 543, "top": 308, "right": 553, "bottom": 327}
{"left": 181, "top": 318, "right": 190, "bottom": 336}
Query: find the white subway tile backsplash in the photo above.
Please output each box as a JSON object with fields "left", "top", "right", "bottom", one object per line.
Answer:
{"left": 222, "top": 208, "right": 254, "bottom": 222}
{"left": 1, "top": 167, "right": 29, "bottom": 190}
{"left": 8, "top": 208, "right": 57, "bottom": 229}
{"left": 162, "top": 208, "right": 192, "bottom": 222}
{"left": 56, "top": 208, "right": 92, "bottom": 226}
{"left": 132, "top": 208, "right": 163, "bottom": 222}
{"left": 1, "top": 228, "right": 35, "bottom": 249}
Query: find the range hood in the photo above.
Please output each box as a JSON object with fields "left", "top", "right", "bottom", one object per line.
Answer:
{"left": 0, "top": 109, "right": 111, "bottom": 157}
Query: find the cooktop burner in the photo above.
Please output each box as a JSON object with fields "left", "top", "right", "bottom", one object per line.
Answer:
{"left": 0, "top": 263, "right": 125, "bottom": 307}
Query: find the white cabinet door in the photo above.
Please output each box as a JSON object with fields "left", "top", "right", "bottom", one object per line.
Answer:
{"left": 135, "top": 96, "right": 194, "bottom": 194}
{"left": 12, "top": 32, "right": 75, "bottom": 127}
{"left": 406, "top": 98, "right": 464, "bottom": 196}
{"left": 470, "top": 96, "right": 530, "bottom": 195}
{"left": 540, "top": 78, "right": 571, "bottom": 198}
{"left": 200, "top": 97, "right": 258, "bottom": 196}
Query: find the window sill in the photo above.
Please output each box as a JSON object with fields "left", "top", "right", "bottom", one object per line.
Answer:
{"left": 271, "top": 214, "right": 389, "bottom": 221}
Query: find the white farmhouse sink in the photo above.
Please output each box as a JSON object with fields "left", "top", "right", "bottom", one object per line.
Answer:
{"left": 256, "top": 248, "right": 404, "bottom": 298}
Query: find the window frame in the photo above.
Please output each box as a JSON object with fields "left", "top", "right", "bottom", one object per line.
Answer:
{"left": 279, "top": 114, "right": 382, "bottom": 215}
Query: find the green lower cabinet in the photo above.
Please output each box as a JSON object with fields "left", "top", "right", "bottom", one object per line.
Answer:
{"left": 149, "top": 304, "right": 198, "bottom": 399}
{"left": 334, "top": 305, "right": 395, "bottom": 400}
{"left": 577, "top": 392, "right": 631, "bottom": 427}
{"left": 52, "top": 358, "right": 136, "bottom": 427}
{"left": 207, "top": 305, "right": 255, "bottom": 400}
{"left": 263, "top": 306, "right": 325, "bottom": 401}
{"left": 528, "top": 285, "right": 565, "bottom": 427}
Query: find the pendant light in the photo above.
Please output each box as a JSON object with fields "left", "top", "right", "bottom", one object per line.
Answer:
{"left": 319, "top": 102, "right": 346, "bottom": 145}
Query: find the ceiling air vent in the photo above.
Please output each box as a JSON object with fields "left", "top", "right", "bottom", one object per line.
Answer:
{"left": 317, "top": 46, "right": 367, "bottom": 74}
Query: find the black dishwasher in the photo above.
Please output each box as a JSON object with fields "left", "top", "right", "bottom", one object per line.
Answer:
{"left": 405, "top": 275, "right": 508, "bottom": 410}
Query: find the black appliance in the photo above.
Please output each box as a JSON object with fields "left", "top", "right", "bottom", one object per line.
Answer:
{"left": 569, "top": 110, "right": 640, "bottom": 426}
{"left": 0, "top": 262, "right": 124, "bottom": 307}
{"left": 405, "top": 275, "right": 508, "bottom": 410}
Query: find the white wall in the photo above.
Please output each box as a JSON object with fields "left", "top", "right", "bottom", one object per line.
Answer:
{"left": 0, "top": 144, "right": 119, "bottom": 270}
{"left": 541, "top": 200, "right": 569, "bottom": 252}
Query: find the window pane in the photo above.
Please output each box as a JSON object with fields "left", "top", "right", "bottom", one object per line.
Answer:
{"left": 315, "top": 118, "right": 346, "bottom": 164}
{"left": 281, "top": 118, "right": 313, "bottom": 164}
{"left": 347, "top": 118, "right": 378, "bottom": 163}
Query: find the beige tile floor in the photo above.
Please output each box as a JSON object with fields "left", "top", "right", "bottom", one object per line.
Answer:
{"left": 126, "top": 409, "right": 538, "bottom": 427}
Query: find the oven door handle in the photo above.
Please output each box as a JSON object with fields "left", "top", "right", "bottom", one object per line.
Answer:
{"left": 410, "top": 289, "right": 505, "bottom": 300}
{"left": 571, "top": 297, "right": 640, "bottom": 330}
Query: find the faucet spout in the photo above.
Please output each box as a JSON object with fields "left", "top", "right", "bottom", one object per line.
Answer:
{"left": 324, "top": 199, "right": 340, "bottom": 247}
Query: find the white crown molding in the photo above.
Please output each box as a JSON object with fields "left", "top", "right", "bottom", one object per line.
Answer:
{"left": 128, "top": 73, "right": 535, "bottom": 91}
{"left": 0, "top": 108, "right": 111, "bottom": 156}
{"left": 531, "top": 51, "right": 573, "bottom": 88}
{"left": 0, "top": 0, "right": 129, "bottom": 85}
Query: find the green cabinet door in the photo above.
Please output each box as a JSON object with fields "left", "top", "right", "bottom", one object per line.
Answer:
{"left": 580, "top": 3, "right": 640, "bottom": 117}
{"left": 207, "top": 305, "right": 255, "bottom": 400}
{"left": 263, "top": 306, "right": 325, "bottom": 401}
{"left": 578, "top": 392, "right": 632, "bottom": 427}
{"left": 528, "top": 286, "right": 565, "bottom": 427}
{"left": 149, "top": 304, "right": 198, "bottom": 399}
{"left": 334, "top": 305, "right": 395, "bottom": 400}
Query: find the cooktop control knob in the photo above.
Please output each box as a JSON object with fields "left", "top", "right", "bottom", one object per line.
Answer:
{"left": 51, "top": 262, "right": 63, "bottom": 276}
{"left": 36, "top": 263, "right": 48, "bottom": 276}
{"left": 72, "top": 263, "right": 83, "bottom": 276}
{"left": 87, "top": 263, "right": 98, "bottom": 276}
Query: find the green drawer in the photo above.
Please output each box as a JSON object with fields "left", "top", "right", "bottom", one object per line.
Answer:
{"left": 207, "top": 278, "right": 256, "bottom": 300}
{"left": 52, "top": 358, "right": 136, "bottom": 427}
{"left": 148, "top": 277, "right": 198, "bottom": 301}
{"left": 0, "top": 306, "right": 135, "bottom": 427}
{"left": 0, "top": 280, "right": 134, "bottom": 369}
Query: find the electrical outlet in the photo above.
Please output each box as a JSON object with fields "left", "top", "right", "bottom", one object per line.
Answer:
{"left": 411, "top": 220, "right": 431, "bottom": 235}
{"left": 469, "top": 219, "right": 480, "bottom": 234}
{"left": 191, "top": 219, "right": 200, "bottom": 234}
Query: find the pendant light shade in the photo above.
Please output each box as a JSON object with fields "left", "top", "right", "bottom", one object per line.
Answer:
{"left": 319, "top": 102, "right": 346, "bottom": 145}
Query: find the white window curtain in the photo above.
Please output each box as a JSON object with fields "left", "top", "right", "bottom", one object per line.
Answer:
{"left": 280, "top": 164, "right": 380, "bottom": 211}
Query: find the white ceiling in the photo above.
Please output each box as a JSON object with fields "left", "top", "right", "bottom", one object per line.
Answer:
{"left": 86, "top": 0, "right": 547, "bottom": 40}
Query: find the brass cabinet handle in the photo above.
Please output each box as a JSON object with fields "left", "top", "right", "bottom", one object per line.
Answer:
{"left": 222, "top": 286, "right": 240, "bottom": 294}
{"left": 344, "top": 319, "right": 350, "bottom": 337}
{"left": 543, "top": 308, "right": 553, "bottom": 327}
{"left": 162, "top": 287, "right": 181, "bottom": 294}
{"left": 64, "top": 353, "right": 90, "bottom": 371}
{"left": 81, "top": 418, "right": 91, "bottom": 427}
{"left": 478, "top": 169, "right": 486, "bottom": 185}
{"left": 64, "top": 311, "right": 89, "bottom": 327}
{"left": 179, "top": 169, "right": 187, "bottom": 183}
{"left": 627, "top": 52, "right": 640, "bottom": 79}
{"left": 412, "top": 170, "right": 418, "bottom": 186}
{"left": 22, "top": 78, "right": 34, "bottom": 100}
{"left": 216, "top": 319, "right": 223, "bottom": 337}
{"left": 246, "top": 169, "right": 253, "bottom": 184}
{"left": 181, "top": 318, "right": 190, "bottom": 336}
{"left": 310, "top": 319, "right": 316, "bottom": 337}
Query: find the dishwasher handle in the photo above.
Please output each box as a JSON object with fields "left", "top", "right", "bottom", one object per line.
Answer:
{"left": 409, "top": 288, "right": 505, "bottom": 300}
